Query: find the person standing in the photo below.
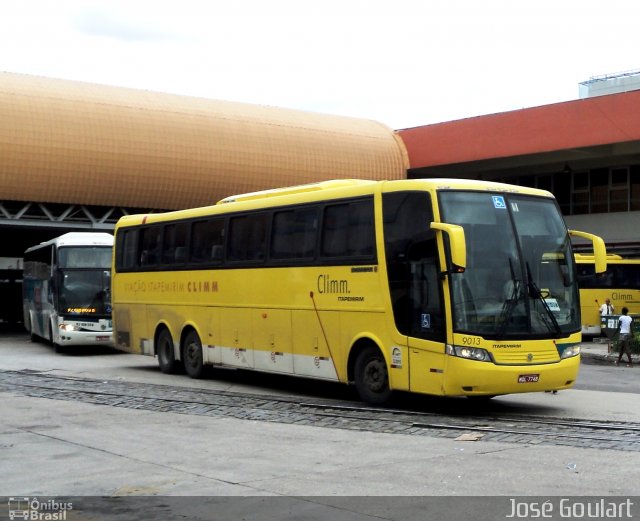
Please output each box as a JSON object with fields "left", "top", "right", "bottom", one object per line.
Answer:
{"left": 616, "top": 307, "right": 633, "bottom": 367}
{"left": 600, "top": 298, "right": 615, "bottom": 316}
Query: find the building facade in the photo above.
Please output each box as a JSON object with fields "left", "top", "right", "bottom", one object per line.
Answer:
{"left": 397, "top": 90, "right": 640, "bottom": 256}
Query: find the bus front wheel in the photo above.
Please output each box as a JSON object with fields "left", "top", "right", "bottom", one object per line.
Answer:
{"left": 183, "top": 330, "right": 205, "bottom": 379}
{"left": 50, "top": 322, "right": 65, "bottom": 354}
{"left": 26, "top": 315, "right": 38, "bottom": 343}
{"left": 354, "top": 345, "right": 391, "bottom": 405}
{"left": 156, "top": 328, "right": 180, "bottom": 374}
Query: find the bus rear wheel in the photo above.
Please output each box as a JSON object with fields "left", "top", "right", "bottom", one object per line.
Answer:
{"left": 183, "top": 330, "right": 206, "bottom": 379}
{"left": 354, "top": 345, "right": 391, "bottom": 405}
{"left": 156, "top": 328, "right": 179, "bottom": 374}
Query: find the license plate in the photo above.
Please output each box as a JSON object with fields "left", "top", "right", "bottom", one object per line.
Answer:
{"left": 518, "top": 374, "right": 539, "bottom": 383}
{"left": 96, "top": 336, "right": 110, "bottom": 341}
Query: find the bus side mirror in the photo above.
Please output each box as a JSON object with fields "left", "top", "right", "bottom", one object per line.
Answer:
{"left": 430, "top": 222, "right": 466, "bottom": 273}
{"left": 568, "top": 230, "right": 607, "bottom": 274}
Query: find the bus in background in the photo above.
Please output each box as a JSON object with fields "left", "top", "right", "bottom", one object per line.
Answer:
{"left": 575, "top": 253, "right": 640, "bottom": 336}
{"left": 23, "top": 232, "right": 114, "bottom": 351}
{"left": 112, "top": 179, "right": 606, "bottom": 404}
{"left": 0, "top": 257, "right": 23, "bottom": 327}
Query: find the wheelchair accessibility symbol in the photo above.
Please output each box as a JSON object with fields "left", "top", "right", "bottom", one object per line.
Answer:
{"left": 421, "top": 313, "right": 431, "bottom": 329}
{"left": 492, "top": 196, "right": 506, "bottom": 209}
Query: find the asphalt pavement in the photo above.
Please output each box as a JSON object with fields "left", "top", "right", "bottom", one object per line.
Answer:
{"left": 0, "top": 332, "right": 639, "bottom": 521}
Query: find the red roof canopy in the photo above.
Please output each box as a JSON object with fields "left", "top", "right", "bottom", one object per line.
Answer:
{"left": 397, "top": 90, "right": 640, "bottom": 168}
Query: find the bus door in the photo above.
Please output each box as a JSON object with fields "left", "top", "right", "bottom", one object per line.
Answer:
{"left": 382, "top": 190, "right": 446, "bottom": 395}
{"left": 405, "top": 256, "right": 447, "bottom": 395}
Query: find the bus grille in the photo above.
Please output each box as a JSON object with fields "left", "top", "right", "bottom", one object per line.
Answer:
{"left": 492, "top": 349, "right": 559, "bottom": 365}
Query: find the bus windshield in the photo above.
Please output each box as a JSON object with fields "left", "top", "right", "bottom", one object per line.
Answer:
{"left": 58, "top": 269, "right": 112, "bottom": 317}
{"left": 58, "top": 247, "right": 112, "bottom": 269}
{"left": 439, "top": 191, "right": 579, "bottom": 339}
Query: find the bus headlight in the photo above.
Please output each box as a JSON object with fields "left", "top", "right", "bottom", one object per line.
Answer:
{"left": 59, "top": 323, "right": 79, "bottom": 332}
{"left": 560, "top": 345, "right": 581, "bottom": 359}
{"left": 446, "top": 344, "right": 492, "bottom": 362}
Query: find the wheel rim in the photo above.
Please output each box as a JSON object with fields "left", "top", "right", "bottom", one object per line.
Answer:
{"left": 363, "top": 357, "right": 387, "bottom": 393}
{"left": 185, "top": 337, "right": 200, "bottom": 369}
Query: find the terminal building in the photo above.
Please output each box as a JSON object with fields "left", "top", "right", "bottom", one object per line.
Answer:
{"left": 1, "top": 70, "right": 639, "bottom": 321}
{"left": 397, "top": 69, "right": 640, "bottom": 257}
{"left": 0, "top": 71, "right": 407, "bottom": 257}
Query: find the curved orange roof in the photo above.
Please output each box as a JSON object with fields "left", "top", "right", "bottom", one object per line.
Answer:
{"left": 398, "top": 90, "right": 640, "bottom": 168}
{"left": 0, "top": 72, "right": 408, "bottom": 210}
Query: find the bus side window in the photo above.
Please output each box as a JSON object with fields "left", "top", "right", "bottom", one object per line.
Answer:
{"left": 348, "top": 200, "right": 374, "bottom": 257}
{"left": 321, "top": 199, "right": 374, "bottom": 259}
{"left": 228, "top": 214, "right": 267, "bottom": 263}
{"left": 162, "top": 222, "right": 189, "bottom": 266}
{"left": 190, "top": 218, "right": 225, "bottom": 264}
{"left": 140, "top": 226, "right": 161, "bottom": 267}
{"left": 321, "top": 204, "right": 348, "bottom": 257}
{"left": 247, "top": 214, "right": 268, "bottom": 260}
{"left": 117, "top": 229, "right": 139, "bottom": 271}
{"left": 271, "top": 207, "right": 318, "bottom": 261}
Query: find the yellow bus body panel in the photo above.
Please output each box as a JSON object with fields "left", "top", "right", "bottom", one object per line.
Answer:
{"left": 112, "top": 264, "right": 402, "bottom": 385}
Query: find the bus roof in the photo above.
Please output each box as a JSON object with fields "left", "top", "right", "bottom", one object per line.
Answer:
{"left": 217, "top": 179, "right": 376, "bottom": 204}
{"left": 25, "top": 232, "right": 113, "bottom": 253}
{"left": 116, "top": 178, "right": 555, "bottom": 228}
{"left": 218, "top": 178, "right": 554, "bottom": 204}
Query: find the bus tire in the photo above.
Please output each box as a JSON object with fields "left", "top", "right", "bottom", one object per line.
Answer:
{"left": 156, "top": 328, "right": 179, "bottom": 374}
{"left": 183, "top": 330, "right": 205, "bottom": 379}
{"left": 25, "top": 315, "right": 37, "bottom": 343}
{"left": 354, "top": 345, "right": 391, "bottom": 405}
{"left": 50, "top": 323, "right": 65, "bottom": 353}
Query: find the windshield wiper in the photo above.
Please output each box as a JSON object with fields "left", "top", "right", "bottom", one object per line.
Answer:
{"left": 496, "top": 258, "right": 521, "bottom": 339}
{"left": 526, "top": 262, "right": 561, "bottom": 335}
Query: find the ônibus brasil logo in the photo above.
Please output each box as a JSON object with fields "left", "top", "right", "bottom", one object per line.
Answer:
{"left": 8, "top": 497, "right": 73, "bottom": 520}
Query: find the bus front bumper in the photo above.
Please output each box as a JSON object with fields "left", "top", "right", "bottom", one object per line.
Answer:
{"left": 442, "top": 355, "right": 581, "bottom": 397}
{"left": 56, "top": 330, "right": 114, "bottom": 347}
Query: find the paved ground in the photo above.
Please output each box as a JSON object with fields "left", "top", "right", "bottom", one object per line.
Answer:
{"left": 580, "top": 337, "right": 639, "bottom": 365}
{"left": 0, "top": 333, "right": 638, "bottom": 520}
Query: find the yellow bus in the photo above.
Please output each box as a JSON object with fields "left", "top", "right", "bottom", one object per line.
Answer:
{"left": 575, "top": 253, "right": 640, "bottom": 336}
{"left": 112, "top": 179, "right": 606, "bottom": 403}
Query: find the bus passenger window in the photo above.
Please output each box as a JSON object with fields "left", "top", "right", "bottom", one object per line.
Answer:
{"left": 271, "top": 207, "right": 318, "bottom": 260}
{"left": 228, "top": 213, "right": 268, "bottom": 262}
{"left": 140, "top": 226, "right": 161, "bottom": 267}
{"left": 321, "top": 199, "right": 374, "bottom": 259}
{"left": 162, "top": 222, "right": 188, "bottom": 265}
{"left": 190, "top": 219, "right": 224, "bottom": 264}
{"left": 118, "top": 229, "right": 138, "bottom": 270}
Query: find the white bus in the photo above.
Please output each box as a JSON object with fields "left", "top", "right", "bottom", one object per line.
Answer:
{"left": 23, "top": 232, "right": 114, "bottom": 350}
